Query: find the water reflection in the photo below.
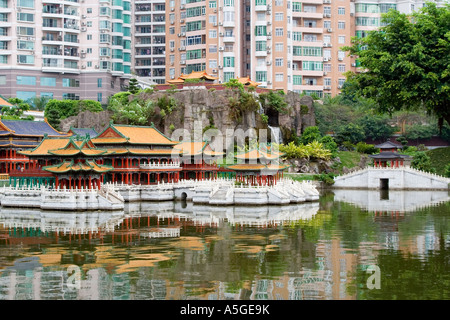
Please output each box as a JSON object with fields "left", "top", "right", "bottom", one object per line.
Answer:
{"left": 0, "top": 191, "right": 448, "bottom": 300}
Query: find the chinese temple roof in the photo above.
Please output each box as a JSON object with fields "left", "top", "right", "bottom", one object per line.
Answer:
{"left": 173, "top": 141, "right": 224, "bottom": 157}
{"left": 226, "top": 163, "right": 289, "bottom": 172}
{"left": 236, "top": 76, "right": 261, "bottom": 87}
{"left": 43, "top": 160, "right": 113, "bottom": 174}
{"left": 0, "top": 118, "right": 66, "bottom": 137}
{"left": 374, "top": 140, "right": 402, "bottom": 150}
{"left": 19, "top": 135, "right": 111, "bottom": 157}
{"left": 368, "top": 151, "right": 411, "bottom": 160}
{"left": 0, "top": 95, "right": 13, "bottom": 107}
{"left": 93, "top": 122, "right": 177, "bottom": 146}
{"left": 68, "top": 127, "right": 98, "bottom": 138}
{"left": 235, "top": 148, "right": 284, "bottom": 161}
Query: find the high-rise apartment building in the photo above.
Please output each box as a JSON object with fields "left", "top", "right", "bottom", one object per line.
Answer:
{"left": 134, "top": 0, "right": 166, "bottom": 84}
{"left": 0, "top": 0, "right": 133, "bottom": 103}
{"left": 0, "top": 0, "right": 446, "bottom": 103}
{"left": 164, "top": 0, "right": 447, "bottom": 97}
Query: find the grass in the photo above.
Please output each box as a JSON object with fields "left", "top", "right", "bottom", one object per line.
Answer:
{"left": 426, "top": 146, "right": 450, "bottom": 176}
{"left": 333, "top": 151, "right": 362, "bottom": 174}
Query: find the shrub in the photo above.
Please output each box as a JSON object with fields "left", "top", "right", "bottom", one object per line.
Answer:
{"left": 356, "top": 142, "right": 379, "bottom": 154}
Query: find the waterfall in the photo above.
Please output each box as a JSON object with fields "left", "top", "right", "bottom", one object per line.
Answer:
{"left": 268, "top": 126, "right": 283, "bottom": 144}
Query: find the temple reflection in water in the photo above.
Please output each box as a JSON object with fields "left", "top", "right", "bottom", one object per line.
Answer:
{"left": 0, "top": 190, "right": 448, "bottom": 300}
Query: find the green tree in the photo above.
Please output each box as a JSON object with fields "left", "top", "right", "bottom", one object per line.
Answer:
{"left": 445, "top": 163, "right": 450, "bottom": 178}
{"left": 343, "top": 3, "right": 450, "bottom": 131}
{"left": 300, "top": 126, "right": 322, "bottom": 145}
{"left": 411, "top": 151, "right": 436, "bottom": 173}
{"left": 335, "top": 123, "right": 365, "bottom": 145}
{"left": 127, "top": 78, "right": 141, "bottom": 94}
{"left": 357, "top": 114, "right": 395, "bottom": 141}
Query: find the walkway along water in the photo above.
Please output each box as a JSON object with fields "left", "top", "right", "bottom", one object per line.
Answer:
{"left": 0, "top": 178, "right": 320, "bottom": 211}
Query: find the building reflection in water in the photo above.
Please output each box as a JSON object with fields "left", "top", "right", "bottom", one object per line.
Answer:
{"left": 0, "top": 190, "right": 448, "bottom": 300}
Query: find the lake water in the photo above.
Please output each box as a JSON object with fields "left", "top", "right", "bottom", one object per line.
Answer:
{"left": 0, "top": 190, "right": 448, "bottom": 301}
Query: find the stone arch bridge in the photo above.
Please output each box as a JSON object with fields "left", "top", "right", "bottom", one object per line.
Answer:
{"left": 333, "top": 167, "right": 450, "bottom": 190}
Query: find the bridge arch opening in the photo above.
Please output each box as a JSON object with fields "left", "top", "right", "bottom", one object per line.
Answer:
{"left": 380, "top": 178, "right": 389, "bottom": 190}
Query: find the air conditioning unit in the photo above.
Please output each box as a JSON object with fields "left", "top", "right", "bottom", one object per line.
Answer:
{"left": 338, "top": 57, "right": 343, "bottom": 61}
{"left": 181, "top": 32, "right": 186, "bottom": 37}
{"left": 351, "top": 63, "right": 357, "bottom": 67}
{"left": 95, "top": 65, "right": 99, "bottom": 69}
{"left": 213, "top": 22, "right": 217, "bottom": 27}
{"left": 266, "top": 49, "right": 271, "bottom": 54}
{"left": 219, "top": 32, "right": 224, "bottom": 37}
{"left": 323, "top": 57, "right": 329, "bottom": 61}
{"left": 325, "top": 13, "right": 331, "bottom": 18}
{"left": 267, "top": 81, "right": 272, "bottom": 85}
{"left": 81, "top": 50, "right": 86, "bottom": 53}
{"left": 323, "top": 72, "right": 328, "bottom": 76}
{"left": 267, "top": 21, "right": 271, "bottom": 25}
{"left": 327, "top": 28, "right": 332, "bottom": 32}
{"left": 180, "top": 5, "right": 185, "bottom": 9}
{"left": 218, "top": 65, "right": 223, "bottom": 69}
{"left": 170, "top": 75, "right": 175, "bottom": 79}
{"left": 338, "top": 85, "right": 343, "bottom": 89}
{"left": 267, "top": 36, "right": 271, "bottom": 40}
{"left": 180, "top": 60, "right": 186, "bottom": 65}
{"left": 81, "top": 65, "right": 86, "bottom": 69}
{"left": 266, "top": 60, "right": 271, "bottom": 65}
{"left": 323, "top": 43, "right": 328, "bottom": 47}
{"left": 170, "top": 48, "right": 174, "bottom": 52}
{"left": 177, "top": 33, "right": 182, "bottom": 37}
{"left": 212, "top": 69, "right": 217, "bottom": 73}
{"left": 82, "top": 15, "right": 87, "bottom": 19}
{"left": 350, "top": 13, "right": 354, "bottom": 16}
{"left": 324, "top": 86, "right": 331, "bottom": 90}
{"left": 81, "top": 27, "right": 87, "bottom": 32}
{"left": 180, "top": 19, "right": 184, "bottom": 23}
{"left": 218, "top": 22, "right": 223, "bottom": 26}
{"left": 219, "top": 46, "right": 224, "bottom": 51}
{"left": 213, "top": 9, "right": 217, "bottom": 13}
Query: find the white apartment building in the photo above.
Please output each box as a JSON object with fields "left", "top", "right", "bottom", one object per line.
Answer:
{"left": 0, "top": 0, "right": 133, "bottom": 103}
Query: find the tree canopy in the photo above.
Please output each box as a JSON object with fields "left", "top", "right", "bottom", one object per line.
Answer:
{"left": 343, "top": 3, "right": 450, "bottom": 130}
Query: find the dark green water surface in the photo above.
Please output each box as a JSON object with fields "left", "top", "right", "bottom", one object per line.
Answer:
{"left": 0, "top": 190, "right": 448, "bottom": 300}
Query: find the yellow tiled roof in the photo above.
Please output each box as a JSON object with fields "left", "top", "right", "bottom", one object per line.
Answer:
{"left": 108, "top": 124, "right": 176, "bottom": 145}
{"left": 19, "top": 138, "right": 72, "bottom": 156}
{"left": 44, "top": 160, "right": 113, "bottom": 174}
{"left": 235, "top": 148, "right": 283, "bottom": 160}
{"left": 91, "top": 137, "right": 129, "bottom": 144}
{"left": 237, "top": 77, "right": 261, "bottom": 87}
{"left": 226, "top": 163, "right": 288, "bottom": 171}
{"left": 173, "top": 141, "right": 225, "bottom": 157}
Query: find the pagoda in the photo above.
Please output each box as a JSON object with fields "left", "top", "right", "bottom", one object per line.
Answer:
{"left": 226, "top": 144, "right": 289, "bottom": 186}
{"left": 15, "top": 135, "right": 113, "bottom": 189}
{"left": 172, "top": 141, "right": 224, "bottom": 180}
{"left": 0, "top": 117, "right": 68, "bottom": 174}
{"left": 369, "top": 140, "right": 411, "bottom": 168}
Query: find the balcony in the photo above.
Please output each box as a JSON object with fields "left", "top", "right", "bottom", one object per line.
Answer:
{"left": 140, "top": 163, "right": 181, "bottom": 170}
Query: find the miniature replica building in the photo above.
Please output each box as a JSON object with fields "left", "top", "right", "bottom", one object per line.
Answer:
{"left": 17, "top": 135, "right": 113, "bottom": 189}
{"left": 172, "top": 141, "right": 224, "bottom": 180}
{"left": 369, "top": 140, "right": 411, "bottom": 168}
{"left": 7, "top": 121, "right": 226, "bottom": 188}
{"left": 226, "top": 144, "right": 289, "bottom": 186}
{"left": 0, "top": 118, "right": 68, "bottom": 174}
{"left": 167, "top": 70, "right": 218, "bottom": 85}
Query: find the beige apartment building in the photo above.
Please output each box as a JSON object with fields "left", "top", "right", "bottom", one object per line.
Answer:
{"left": 164, "top": 0, "right": 447, "bottom": 97}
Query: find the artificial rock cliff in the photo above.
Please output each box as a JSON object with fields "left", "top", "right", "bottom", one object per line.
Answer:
{"left": 60, "top": 88, "right": 315, "bottom": 146}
